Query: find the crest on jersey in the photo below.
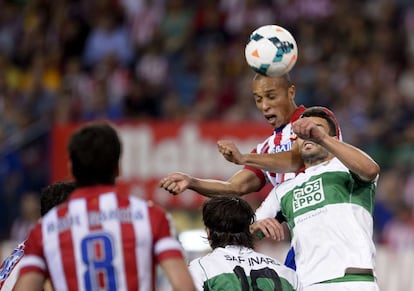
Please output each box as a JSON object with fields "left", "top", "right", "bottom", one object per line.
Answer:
{"left": 0, "top": 245, "right": 25, "bottom": 282}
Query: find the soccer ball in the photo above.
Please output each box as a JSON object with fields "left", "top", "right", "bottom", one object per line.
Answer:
{"left": 245, "top": 25, "right": 298, "bottom": 77}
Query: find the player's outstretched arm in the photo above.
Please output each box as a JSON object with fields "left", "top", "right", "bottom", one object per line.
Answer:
{"left": 159, "top": 172, "right": 192, "bottom": 195}
{"left": 217, "top": 140, "right": 303, "bottom": 173}
{"left": 159, "top": 170, "right": 263, "bottom": 197}
{"left": 160, "top": 258, "right": 196, "bottom": 291}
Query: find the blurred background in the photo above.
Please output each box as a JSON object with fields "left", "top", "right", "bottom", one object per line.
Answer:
{"left": 0, "top": 0, "right": 414, "bottom": 289}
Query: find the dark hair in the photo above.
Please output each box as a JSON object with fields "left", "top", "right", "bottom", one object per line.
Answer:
{"left": 40, "top": 181, "right": 76, "bottom": 216}
{"left": 301, "top": 106, "right": 338, "bottom": 137}
{"left": 253, "top": 73, "right": 293, "bottom": 89}
{"left": 68, "top": 122, "right": 121, "bottom": 186}
{"left": 202, "top": 196, "right": 255, "bottom": 249}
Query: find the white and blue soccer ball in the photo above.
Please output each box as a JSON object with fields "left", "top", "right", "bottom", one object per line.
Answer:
{"left": 245, "top": 25, "right": 298, "bottom": 77}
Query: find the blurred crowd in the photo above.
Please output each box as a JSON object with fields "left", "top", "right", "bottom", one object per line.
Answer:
{"left": 0, "top": 0, "right": 414, "bottom": 249}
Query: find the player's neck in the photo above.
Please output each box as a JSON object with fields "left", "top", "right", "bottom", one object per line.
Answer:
{"left": 304, "top": 155, "right": 334, "bottom": 169}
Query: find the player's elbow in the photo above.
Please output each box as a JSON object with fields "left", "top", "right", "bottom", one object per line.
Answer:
{"left": 232, "top": 181, "right": 261, "bottom": 196}
{"left": 363, "top": 162, "right": 380, "bottom": 182}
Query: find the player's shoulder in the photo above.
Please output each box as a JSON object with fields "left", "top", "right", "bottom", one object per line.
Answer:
{"left": 188, "top": 251, "right": 215, "bottom": 271}
{"left": 274, "top": 173, "right": 299, "bottom": 192}
{"left": 188, "top": 257, "right": 201, "bottom": 269}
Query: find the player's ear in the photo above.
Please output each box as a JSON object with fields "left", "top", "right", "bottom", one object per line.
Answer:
{"left": 288, "top": 84, "right": 295, "bottom": 100}
{"left": 206, "top": 228, "right": 211, "bottom": 240}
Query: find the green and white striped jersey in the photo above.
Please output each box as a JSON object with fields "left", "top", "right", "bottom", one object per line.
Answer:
{"left": 255, "top": 157, "right": 378, "bottom": 287}
{"left": 189, "top": 246, "right": 301, "bottom": 290}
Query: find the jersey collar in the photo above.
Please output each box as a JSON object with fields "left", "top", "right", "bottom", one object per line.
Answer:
{"left": 70, "top": 185, "right": 116, "bottom": 200}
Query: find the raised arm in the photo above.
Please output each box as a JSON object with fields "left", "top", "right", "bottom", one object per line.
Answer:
{"left": 217, "top": 140, "right": 303, "bottom": 173}
{"left": 318, "top": 136, "right": 380, "bottom": 182}
{"left": 159, "top": 169, "right": 263, "bottom": 198}
{"left": 293, "top": 117, "right": 380, "bottom": 182}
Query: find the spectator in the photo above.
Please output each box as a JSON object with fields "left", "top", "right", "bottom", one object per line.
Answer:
{"left": 82, "top": 11, "right": 133, "bottom": 68}
{"left": 9, "top": 191, "right": 40, "bottom": 243}
{"left": 381, "top": 201, "right": 414, "bottom": 251}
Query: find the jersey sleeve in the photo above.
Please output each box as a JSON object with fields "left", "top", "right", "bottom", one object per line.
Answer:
{"left": 255, "top": 187, "right": 281, "bottom": 220}
{"left": 149, "top": 204, "right": 185, "bottom": 263}
{"left": 17, "top": 223, "right": 47, "bottom": 277}
{"left": 242, "top": 148, "right": 266, "bottom": 188}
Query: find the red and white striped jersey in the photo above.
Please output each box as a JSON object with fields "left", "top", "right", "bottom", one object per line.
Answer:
{"left": 18, "top": 186, "right": 184, "bottom": 291}
{"left": 244, "top": 105, "right": 306, "bottom": 188}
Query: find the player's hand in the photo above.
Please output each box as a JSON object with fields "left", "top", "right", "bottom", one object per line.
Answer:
{"left": 292, "top": 117, "right": 327, "bottom": 143}
{"left": 217, "top": 140, "right": 245, "bottom": 165}
{"left": 159, "top": 172, "right": 191, "bottom": 195}
{"left": 250, "top": 218, "right": 285, "bottom": 241}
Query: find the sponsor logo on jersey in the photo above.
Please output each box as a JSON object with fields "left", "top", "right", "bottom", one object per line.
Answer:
{"left": 273, "top": 141, "right": 294, "bottom": 153}
{"left": 293, "top": 178, "right": 325, "bottom": 211}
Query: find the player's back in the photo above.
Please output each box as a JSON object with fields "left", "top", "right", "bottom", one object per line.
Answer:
{"left": 20, "top": 186, "right": 184, "bottom": 291}
{"left": 189, "top": 246, "right": 301, "bottom": 291}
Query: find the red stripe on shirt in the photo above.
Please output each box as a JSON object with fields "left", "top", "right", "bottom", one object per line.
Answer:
{"left": 273, "top": 130, "right": 283, "bottom": 149}
{"left": 119, "top": 195, "right": 138, "bottom": 289}
{"left": 149, "top": 204, "right": 184, "bottom": 260}
{"left": 85, "top": 192, "right": 107, "bottom": 289}
{"left": 57, "top": 204, "right": 78, "bottom": 290}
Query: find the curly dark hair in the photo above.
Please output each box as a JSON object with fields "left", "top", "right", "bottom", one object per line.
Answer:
{"left": 40, "top": 181, "right": 76, "bottom": 216}
{"left": 202, "top": 196, "right": 255, "bottom": 249}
